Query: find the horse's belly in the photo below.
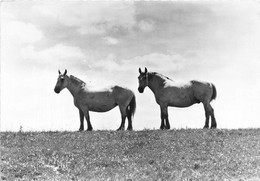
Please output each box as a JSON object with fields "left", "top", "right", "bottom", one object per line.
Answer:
{"left": 89, "top": 105, "right": 116, "bottom": 112}
{"left": 168, "top": 100, "right": 195, "bottom": 108}
{"left": 88, "top": 99, "right": 117, "bottom": 112}
{"left": 77, "top": 91, "right": 117, "bottom": 112}
{"left": 167, "top": 94, "right": 196, "bottom": 107}
{"left": 162, "top": 87, "right": 198, "bottom": 107}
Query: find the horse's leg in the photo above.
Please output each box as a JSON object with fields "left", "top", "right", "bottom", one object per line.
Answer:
{"left": 160, "top": 108, "right": 165, "bottom": 130}
{"left": 117, "top": 115, "right": 126, "bottom": 131}
{"left": 165, "top": 116, "right": 170, "bottom": 129}
{"left": 160, "top": 105, "right": 170, "bottom": 130}
{"left": 164, "top": 107, "right": 170, "bottom": 130}
{"left": 126, "top": 108, "right": 133, "bottom": 131}
{"left": 210, "top": 105, "right": 217, "bottom": 129}
{"left": 203, "top": 102, "right": 216, "bottom": 129}
{"left": 79, "top": 109, "right": 84, "bottom": 131}
{"left": 203, "top": 103, "right": 210, "bottom": 129}
{"left": 117, "top": 106, "right": 127, "bottom": 131}
{"left": 83, "top": 110, "right": 93, "bottom": 131}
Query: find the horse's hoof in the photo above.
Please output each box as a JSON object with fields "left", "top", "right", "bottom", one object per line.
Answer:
{"left": 203, "top": 126, "right": 209, "bottom": 129}
{"left": 165, "top": 126, "right": 170, "bottom": 130}
{"left": 127, "top": 127, "right": 133, "bottom": 131}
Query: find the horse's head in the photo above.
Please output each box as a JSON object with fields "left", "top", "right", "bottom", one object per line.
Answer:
{"left": 138, "top": 67, "right": 148, "bottom": 93}
{"left": 54, "top": 69, "right": 68, "bottom": 94}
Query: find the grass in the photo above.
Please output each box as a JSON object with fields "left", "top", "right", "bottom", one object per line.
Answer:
{"left": 1, "top": 129, "right": 260, "bottom": 180}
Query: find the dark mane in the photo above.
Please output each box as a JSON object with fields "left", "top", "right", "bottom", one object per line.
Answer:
{"left": 70, "top": 75, "right": 85, "bottom": 85}
{"left": 149, "top": 72, "right": 173, "bottom": 81}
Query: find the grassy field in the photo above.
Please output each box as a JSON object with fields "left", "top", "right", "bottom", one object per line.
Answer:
{"left": 1, "top": 129, "right": 260, "bottom": 181}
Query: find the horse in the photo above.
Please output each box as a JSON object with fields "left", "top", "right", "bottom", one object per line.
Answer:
{"left": 138, "top": 67, "right": 217, "bottom": 129}
{"left": 54, "top": 70, "right": 136, "bottom": 131}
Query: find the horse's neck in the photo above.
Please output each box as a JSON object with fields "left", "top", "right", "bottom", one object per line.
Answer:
{"left": 66, "top": 76, "right": 85, "bottom": 96}
{"left": 148, "top": 74, "right": 167, "bottom": 94}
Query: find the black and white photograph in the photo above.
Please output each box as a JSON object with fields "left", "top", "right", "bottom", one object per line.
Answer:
{"left": 1, "top": 0, "right": 260, "bottom": 180}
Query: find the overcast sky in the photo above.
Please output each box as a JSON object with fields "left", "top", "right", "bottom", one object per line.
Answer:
{"left": 1, "top": 1, "right": 260, "bottom": 131}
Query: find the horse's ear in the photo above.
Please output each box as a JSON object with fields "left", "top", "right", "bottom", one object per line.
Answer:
{"left": 139, "top": 68, "right": 142, "bottom": 74}
{"left": 64, "top": 69, "right": 67, "bottom": 75}
{"left": 58, "top": 70, "right": 61, "bottom": 75}
{"left": 144, "top": 67, "right": 148, "bottom": 74}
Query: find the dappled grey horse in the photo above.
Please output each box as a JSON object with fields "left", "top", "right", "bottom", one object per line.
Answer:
{"left": 138, "top": 67, "right": 217, "bottom": 129}
{"left": 54, "top": 70, "right": 136, "bottom": 131}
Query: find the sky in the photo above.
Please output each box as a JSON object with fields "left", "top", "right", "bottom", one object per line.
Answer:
{"left": 1, "top": 1, "right": 260, "bottom": 131}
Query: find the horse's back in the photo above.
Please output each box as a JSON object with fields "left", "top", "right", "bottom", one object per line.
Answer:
{"left": 81, "top": 85, "right": 134, "bottom": 99}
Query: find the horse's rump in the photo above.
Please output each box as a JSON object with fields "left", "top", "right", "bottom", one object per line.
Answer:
{"left": 211, "top": 83, "right": 217, "bottom": 101}
{"left": 112, "top": 86, "right": 135, "bottom": 102}
{"left": 191, "top": 80, "right": 216, "bottom": 103}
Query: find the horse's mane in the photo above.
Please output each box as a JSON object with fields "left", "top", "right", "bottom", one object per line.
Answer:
{"left": 69, "top": 75, "right": 86, "bottom": 85}
{"left": 149, "top": 72, "right": 173, "bottom": 81}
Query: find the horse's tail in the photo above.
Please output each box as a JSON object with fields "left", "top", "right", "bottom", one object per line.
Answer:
{"left": 211, "top": 83, "right": 217, "bottom": 101}
{"left": 128, "top": 94, "right": 136, "bottom": 118}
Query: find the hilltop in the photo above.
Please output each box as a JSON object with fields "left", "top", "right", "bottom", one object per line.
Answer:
{"left": 1, "top": 129, "right": 260, "bottom": 180}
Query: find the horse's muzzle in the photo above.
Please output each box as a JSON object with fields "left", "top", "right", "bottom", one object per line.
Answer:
{"left": 54, "top": 87, "right": 60, "bottom": 94}
{"left": 138, "top": 87, "right": 144, "bottom": 93}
